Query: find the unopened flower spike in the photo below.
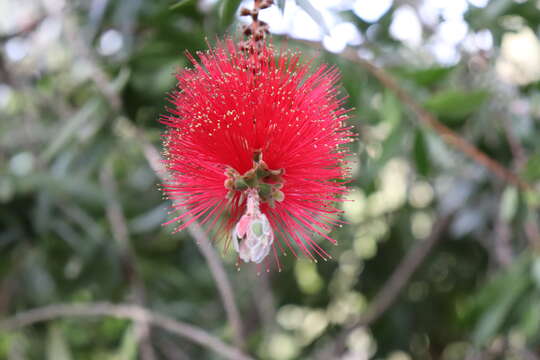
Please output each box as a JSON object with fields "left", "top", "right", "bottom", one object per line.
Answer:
{"left": 160, "top": 0, "right": 354, "bottom": 268}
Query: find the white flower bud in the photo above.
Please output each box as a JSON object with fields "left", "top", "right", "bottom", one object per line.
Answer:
{"left": 232, "top": 189, "right": 274, "bottom": 263}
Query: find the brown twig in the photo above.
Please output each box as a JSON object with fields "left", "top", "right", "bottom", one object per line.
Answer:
{"left": 100, "top": 162, "right": 157, "bottom": 360}
{"left": 338, "top": 48, "right": 531, "bottom": 191}
{"left": 0, "top": 303, "right": 253, "bottom": 360}
{"left": 239, "top": 0, "right": 273, "bottom": 53}
{"left": 190, "top": 225, "right": 247, "bottom": 349}
{"left": 251, "top": 271, "right": 277, "bottom": 344}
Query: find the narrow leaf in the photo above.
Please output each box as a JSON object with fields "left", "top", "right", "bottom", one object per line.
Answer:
{"left": 382, "top": 90, "right": 400, "bottom": 125}
{"left": 394, "top": 66, "right": 455, "bottom": 87}
{"left": 523, "top": 153, "right": 540, "bottom": 181}
{"left": 47, "top": 325, "right": 73, "bottom": 360}
{"left": 42, "top": 100, "right": 101, "bottom": 162}
{"left": 117, "top": 325, "right": 138, "bottom": 360}
{"left": 472, "top": 276, "right": 528, "bottom": 345}
{"left": 111, "top": 68, "right": 131, "bottom": 93}
{"left": 517, "top": 294, "right": 540, "bottom": 339}
{"left": 170, "top": 0, "right": 195, "bottom": 10}
{"left": 413, "top": 129, "right": 430, "bottom": 176}
{"left": 424, "top": 90, "right": 489, "bottom": 120}
{"left": 500, "top": 186, "right": 518, "bottom": 222}
{"left": 462, "top": 255, "right": 533, "bottom": 345}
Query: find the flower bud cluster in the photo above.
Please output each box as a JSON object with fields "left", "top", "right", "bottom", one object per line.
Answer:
{"left": 238, "top": 0, "right": 273, "bottom": 52}
{"left": 224, "top": 151, "right": 285, "bottom": 208}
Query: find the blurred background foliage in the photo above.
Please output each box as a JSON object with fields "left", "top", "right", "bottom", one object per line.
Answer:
{"left": 1, "top": 0, "right": 540, "bottom": 359}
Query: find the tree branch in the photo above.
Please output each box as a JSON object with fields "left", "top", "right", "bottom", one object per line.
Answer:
{"left": 251, "top": 271, "right": 277, "bottom": 345}
{"left": 339, "top": 48, "right": 530, "bottom": 191}
{"left": 0, "top": 303, "right": 253, "bottom": 360}
{"left": 100, "top": 162, "right": 157, "bottom": 360}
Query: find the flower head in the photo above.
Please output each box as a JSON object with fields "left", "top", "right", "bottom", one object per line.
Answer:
{"left": 161, "top": 39, "right": 353, "bottom": 268}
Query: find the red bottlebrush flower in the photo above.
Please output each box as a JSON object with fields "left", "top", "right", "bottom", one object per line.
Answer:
{"left": 161, "top": 40, "right": 353, "bottom": 268}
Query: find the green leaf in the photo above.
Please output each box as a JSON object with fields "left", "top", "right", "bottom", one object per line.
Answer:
{"left": 380, "top": 119, "right": 404, "bottom": 163}
{"left": 111, "top": 68, "right": 131, "bottom": 93}
{"left": 219, "top": 0, "right": 242, "bottom": 28}
{"left": 517, "top": 293, "right": 540, "bottom": 339}
{"left": 532, "top": 257, "right": 540, "bottom": 288}
{"left": 524, "top": 189, "right": 540, "bottom": 209}
{"left": 424, "top": 90, "right": 489, "bottom": 120}
{"left": 523, "top": 153, "right": 540, "bottom": 181}
{"left": 116, "top": 325, "right": 138, "bottom": 360}
{"left": 382, "top": 90, "right": 400, "bottom": 126}
{"left": 47, "top": 325, "right": 73, "bottom": 360}
{"left": 395, "top": 66, "right": 455, "bottom": 87}
{"left": 41, "top": 100, "right": 101, "bottom": 162}
{"left": 0, "top": 333, "right": 14, "bottom": 359}
{"left": 465, "top": 255, "right": 531, "bottom": 315}
{"left": 296, "top": 0, "right": 329, "bottom": 34}
{"left": 413, "top": 129, "right": 430, "bottom": 176}
{"left": 472, "top": 276, "right": 529, "bottom": 345}
{"left": 500, "top": 186, "right": 518, "bottom": 222}
{"left": 463, "top": 255, "right": 533, "bottom": 345}
{"left": 169, "top": 0, "right": 196, "bottom": 10}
